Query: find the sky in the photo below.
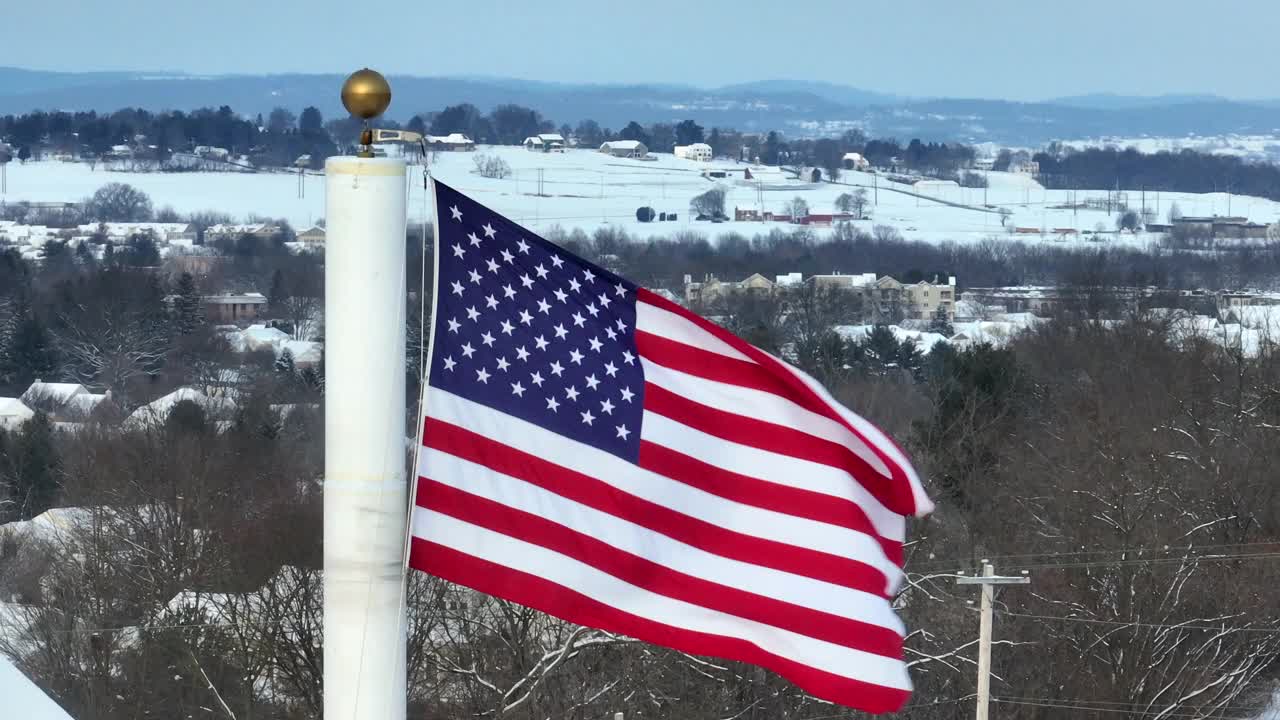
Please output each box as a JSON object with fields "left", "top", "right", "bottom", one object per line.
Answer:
{"left": 6, "top": 0, "right": 1278, "bottom": 101}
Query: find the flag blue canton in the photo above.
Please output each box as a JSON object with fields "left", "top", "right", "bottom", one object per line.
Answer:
{"left": 429, "top": 181, "right": 644, "bottom": 461}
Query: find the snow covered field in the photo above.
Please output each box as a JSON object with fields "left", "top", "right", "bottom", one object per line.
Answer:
{"left": 4, "top": 146, "right": 1280, "bottom": 247}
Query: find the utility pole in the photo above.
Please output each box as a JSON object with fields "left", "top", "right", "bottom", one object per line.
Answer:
{"left": 956, "top": 562, "right": 1030, "bottom": 720}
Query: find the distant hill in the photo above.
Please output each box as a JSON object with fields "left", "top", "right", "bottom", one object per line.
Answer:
{"left": 2, "top": 67, "right": 1280, "bottom": 146}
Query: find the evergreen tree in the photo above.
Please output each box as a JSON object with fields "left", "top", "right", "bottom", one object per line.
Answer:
{"left": 268, "top": 269, "right": 290, "bottom": 310}
{"left": 275, "top": 348, "right": 296, "bottom": 375}
{"left": 173, "top": 272, "right": 203, "bottom": 334}
{"left": 4, "top": 411, "right": 60, "bottom": 520}
{"left": 2, "top": 304, "right": 57, "bottom": 391}
{"left": 929, "top": 306, "right": 955, "bottom": 337}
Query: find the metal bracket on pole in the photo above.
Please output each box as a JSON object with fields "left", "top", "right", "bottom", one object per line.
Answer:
{"left": 956, "top": 561, "right": 1030, "bottom": 720}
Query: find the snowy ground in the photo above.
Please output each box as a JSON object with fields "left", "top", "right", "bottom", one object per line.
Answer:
{"left": 4, "top": 147, "right": 1280, "bottom": 246}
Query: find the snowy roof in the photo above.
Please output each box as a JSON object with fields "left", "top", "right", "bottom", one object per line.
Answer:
{"left": 203, "top": 293, "right": 268, "bottom": 305}
{"left": 0, "top": 654, "right": 73, "bottom": 720}
{"left": 0, "top": 507, "right": 94, "bottom": 543}
{"left": 426, "top": 133, "right": 474, "bottom": 144}
{"left": 239, "top": 324, "right": 291, "bottom": 352}
{"left": 602, "top": 140, "right": 644, "bottom": 150}
{"left": 21, "top": 382, "right": 88, "bottom": 407}
{"left": 539, "top": 133, "right": 565, "bottom": 143}
{"left": 832, "top": 325, "right": 949, "bottom": 354}
{"left": 0, "top": 397, "right": 34, "bottom": 420}
{"left": 281, "top": 340, "right": 322, "bottom": 363}
{"left": 65, "top": 393, "right": 108, "bottom": 416}
{"left": 125, "top": 388, "right": 234, "bottom": 427}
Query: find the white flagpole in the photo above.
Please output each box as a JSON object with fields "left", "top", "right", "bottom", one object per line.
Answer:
{"left": 324, "top": 154, "right": 408, "bottom": 720}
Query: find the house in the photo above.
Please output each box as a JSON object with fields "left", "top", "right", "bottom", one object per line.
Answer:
{"left": 281, "top": 340, "right": 323, "bottom": 369}
{"left": 523, "top": 134, "right": 566, "bottom": 152}
{"left": 599, "top": 140, "right": 648, "bottom": 158}
{"left": 296, "top": 225, "right": 326, "bottom": 244}
{"left": 842, "top": 152, "right": 870, "bottom": 171}
{"left": 683, "top": 273, "right": 775, "bottom": 304}
{"left": 202, "top": 293, "right": 268, "bottom": 324}
{"left": 125, "top": 388, "right": 234, "bottom": 428}
{"left": 74, "top": 222, "right": 196, "bottom": 244}
{"left": 1009, "top": 159, "right": 1040, "bottom": 174}
{"left": 0, "top": 397, "right": 34, "bottom": 429}
{"left": 424, "top": 133, "right": 475, "bottom": 151}
{"left": 21, "top": 381, "right": 91, "bottom": 415}
{"left": 674, "top": 143, "right": 713, "bottom": 162}
{"left": 204, "top": 223, "right": 281, "bottom": 242}
{"left": 807, "top": 272, "right": 878, "bottom": 291}
{"left": 903, "top": 277, "right": 957, "bottom": 321}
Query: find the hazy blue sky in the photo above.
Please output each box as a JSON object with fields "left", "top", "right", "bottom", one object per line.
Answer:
{"left": 8, "top": 0, "right": 1276, "bottom": 100}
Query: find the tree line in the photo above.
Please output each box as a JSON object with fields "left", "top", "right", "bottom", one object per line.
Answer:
{"left": 1034, "top": 145, "right": 1280, "bottom": 202}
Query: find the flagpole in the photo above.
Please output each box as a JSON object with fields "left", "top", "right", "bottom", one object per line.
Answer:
{"left": 325, "top": 69, "right": 408, "bottom": 720}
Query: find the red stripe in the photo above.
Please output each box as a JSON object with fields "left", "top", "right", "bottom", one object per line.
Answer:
{"left": 409, "top": 537, "right": 911, "bottom": 714}
{"left": 637, "top": 288, "right": 919, "bottom": 516}
{"left": 417, "top": 479, "right": 904, "bottom": 657}
{"left": 637, "top": 439, "right": 904, "bottom": 566}
{"left": 422, "top": 418, "right": 894, "bottom": 597}
{"left": 642, "top": 383, "right": 901, "bottom": 522}
{"left": 636, "top": 330, "right": 809, "bottom": 403}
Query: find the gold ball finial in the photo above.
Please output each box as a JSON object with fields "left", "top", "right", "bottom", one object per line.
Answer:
{"left": 341, "top": 68, "right": 392, "bottom": 121}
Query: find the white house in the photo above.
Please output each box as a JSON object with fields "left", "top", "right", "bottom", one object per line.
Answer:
{"left": 674, "top": 143, "right": 713, "bottom": 162}
{"left": 842, "top": 152, "right": 870, "bottom": 170}
{"left": 0, "top": 397, "right": 35, "bottom": 429}
{"left": 424, "top": 133, "right": 475, "bottom": 151}
{"left": 523, "top": 133, "right": 566, "bottom": 152}
{"left": 599, "top": 140, "right": 648, "bottom": 158}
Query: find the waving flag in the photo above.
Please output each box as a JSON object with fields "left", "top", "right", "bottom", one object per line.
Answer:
{"left": 409, "top": 180, "right": 933, "bottom": 713}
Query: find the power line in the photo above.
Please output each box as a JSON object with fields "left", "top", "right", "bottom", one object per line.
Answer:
{"left": 994, "top": 610, "right": 1280, "bottom": 634}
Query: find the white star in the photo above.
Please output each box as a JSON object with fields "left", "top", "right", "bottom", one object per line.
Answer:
{"left": 604, "top": 361, "right": 618, "bottom": 377}
{"left": 580, "top": 410, "right": 595, "bottom": 425}
{"left": 516, "top": 346, "right": 530, "bottom": 361}
{"left": 502, "top": 284, "right": 516, "bottom": 300}
{"left": 615, "top": 283, "right": 627, "bottom": 297}
{"left": 510, "top": 381, "right": 525, "bottom": 397}
{"left": 468, "top": 269, "right": 482, "bottom": 285}
{"left": 461, "top": 342, "right": 475, "bottom": 358}
{"left": 534, "top": 263, "right": 549, "bottom": 279}
{"left": 450, "top": 205, "right": 462, "bottom": 221}
{"left": 443, "top": 356, "right": 456, "bottom": 371}
{"left": 600, "top": 398, "right": 615, "bottom": 415}
{"left": 598, "top": 293, "right": 611, "bottom": 308}
{"left": 554, "top": 289, "right": 568, "bottom": 303}
{"left": 516, "top": 238, "right": 530, "bottom": 254}
{"left": 565, "top": 386, "right": 580, "bottom": 401}
{"left": 481, "top": 222, "right": 495, "bottom": 238}
{"left": 480, "top": 332, "right": 495, "bottom": 347}
{"left": 549, "top": 360, "right": 565, "bottom": 376}
{"left": 452, "top": 244, "right": 466, "bottom": 259}
{"left": 468, "top": 232, "right": 482, "bottom": 247}
{"left": 466, "top": 306, "right": 480, "bottom": 321}
{"left": 496, "top": 356, "right": 510, "bottom": 371}
{"left": 605, "top": 327, "right": 617, "bottom": 340}
{"left": 500, "top": 248, "right": 514, "bottom": 264}
{"left": 585, "top": 374, "right": 601, "bottom": 390}
{"left": 585, "top": 303, "right": 599, "bottom": 317}
{"left": 569, "top": 349, "right": 584, "bottom": 365}
{"left": 584, "top": 268, "right": 596, "bottom": 283}
{"left": 530, "top": 371, "right": 545, "bottom": 386}
{"left": 447, "top": 317, "right": 461, "bottom": 333}
{"left": 486, "top": 258, "right": 499, "bottom": 273}
{"left": 536, "top": 298, "right": 551, "bottom": 314}
{"left": 622, "top": 350, "right": 636, "bottom": 365}
{"left": 615, "top": 424, "right": 631, "bottom": 440}
{"left": 550, "top": 254, "right": 564, "bottom": 268}
{"left": 518, "top": 309, "right": 534, "bottom": 325}
{"left": 553, "top": 323, "right": 569, "bottom": 339}
{"left": 451, "top": 280, "right": 464, "bottom": 296}
{"left": 534, "top": 335, "right": 549, "bottom": 351}
{"left": 546, "top": 396, "right": 560, "bottom": 412}
{"left": 588, "top": 337, "right": 603, "bottom": 352}
{"left": 568, "top": 278, "right": 581, "bottom": 293}
{"left": 485, "top": 294, "right": 499, "bottom": 310}
{"left": 500, "top": 320, "right": 515, "bottom": 335}
{"left": 475, "top": 367, "right": 490, "bottom": 384}
{"left": 519, "top": 273, "right": 534, "bottom": 289}
{"left": 571, "top": 313, "right": 586, "bottom": 328}
{"left": 620, "top": 387, "right": 635, "bottom": 403}
{"left": 616, "top": 318, "right": 627, "bottom": 331}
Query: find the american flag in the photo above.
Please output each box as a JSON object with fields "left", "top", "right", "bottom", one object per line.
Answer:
{"left": 409, "top": 180, "right": 933, "bottom": 713}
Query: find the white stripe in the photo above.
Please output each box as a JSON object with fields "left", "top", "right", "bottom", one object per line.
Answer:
{"left": 772, "top": 356, "right": 934, "bottom": 516}
{"left": 426, "top": 389, "right": 903, "bottom": 582}
{"left": 637, "top": 300, "right": 752, "bottom": 362}
{"left": 641, "top": 358, "right": 893, "bottom": 480}
{"left": 419, "top": 447, "right": 905, "bottom": 634}
{"left": 413, "top": 509, "right": 913, "bottom": 691}
{"left": 641, "top": 410, "right": 905, "bottom": 550}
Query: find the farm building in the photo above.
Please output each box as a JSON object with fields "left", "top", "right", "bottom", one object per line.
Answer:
{"left": 599, "top": 140, "right": 648, "bottom": 158}
{"left": 674, "top": 143, "right": 713, "bottom": 162}
{"left": 523, "top": 134, "right": 566, "bottom": 152}
{"left": 424, "top": 133, "right": 475, "bottom": 151}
